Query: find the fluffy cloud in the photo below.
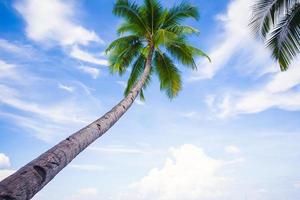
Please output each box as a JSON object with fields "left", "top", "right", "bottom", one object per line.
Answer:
{"left": 14, "top": 0, "right": 108, "bottom": 70}
{"left": 0, "top": 170, "right": 15, "bottom": 181}
{"left": 190, "top": 0, "right": 275, "bottom": 80}
{"left": 0, "top": 154, "right": 14, "bottom": 182}
{"left": 120, "top": 144, "right": 236, "bottom": 200}
{"left": 14, "top": 0, "right": 102, "bottom": 46}
{"left": 0, "top": 153, "right": 11, "bottom": 168}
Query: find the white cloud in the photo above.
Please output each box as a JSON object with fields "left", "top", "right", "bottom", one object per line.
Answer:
{"left": 70, "top": 46, "right": 108, "bottom": 66}
{"left": 225, "top": 145, "right": 241, "bottom": 154}
{"left": 78, "top": 66, "right": 100, "bottom": 79}
{"left": 14, "top": 0, "right": 106, "bottom": 67}
{"left": 0, "top": 153, "right": 11, "bottom": 168}
{"left": 212, "top": 59, "right": 300, "bottom": 118}
{"left": 65, "top": 188, "right": 99, "bottom": 200}
{"left": 58, "top": 83, "right": 74, "bottom": 92}
{"left": 0, "top": 60, "right": 102, "bottom": 141}
{"left": 120, "top": 144, "right": 237, "bottom": 200}
{"left": 0, "top": 83, "right": 100, "bottom": 141}
{"left": 190, "top": 0, "right": 275, "bottom": 80}
{"left": 0, "top": 39, "right": 34, "bottom": 57}
{"left": 0, "top": 169, "right": 15, "bottom": 181}
{"left": 14, "top": 0, "right": 102, "bottom": 46}
{"left": 0, "top": 60, "right": 18, "bottom": 80}
{"left": 0, "top": 84, "right": 90, "bottom": 124}
{"left": 69, "top": 164, "right": 105, "bottom": 171}
{"left": 0, "top": 154, "right": 14, "bottom": 182}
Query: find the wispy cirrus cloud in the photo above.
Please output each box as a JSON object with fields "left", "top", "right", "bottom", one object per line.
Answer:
{"left": 0, "top": 59, "right": 102, "bottom": 141}
{"left": 70, "top": 45, "right": 108, "bottom": 66}
{"left": 209, "top": 59, "right": 300, "bottom": 118}
{"left": 78, "top": 66, "right": 100, "bottom": 79}
{"left": 190, "top": 0, "right": 276, "bottom": 81}
{"left": 58, "top": 83, "right": 75, "bottom": 93}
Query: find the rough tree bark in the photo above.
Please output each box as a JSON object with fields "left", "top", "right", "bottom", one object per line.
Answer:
{"left": 0, "top": 48, "right": 154, "bottom": 200}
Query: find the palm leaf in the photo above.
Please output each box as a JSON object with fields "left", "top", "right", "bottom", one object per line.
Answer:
{"left": 267, "top": 3, "right": 300, "bottom": 70}
{"left": 124, "top": 54, "right": 146, "bottom": 95}
{"left": 108, "top": 40, "right": 143, "bottom": 75}
{"left": 154, "top": 50, "right": 182, "bottom": 98}
{"left": 117, "top": 22, "right": 145, "bottom": 36}
{"left": 106, "top": 35, "right": 140, "bottom": 53}
{"left": 167, "top": 25, "right": 200, "bottom": 35}
{"left": 113, "top": 0, "right": 150, "bottom": 34}
{"left": 142, "top": 0, "right": 164, "bottom": 34}
{"left": 250, "top": 0, "right": 297, "bottom": 38}
{"left": 162, "top": 2, "right": 199, "bottom": 29}
{"left": 154, "top": 29, "right": 178, "bottom": 47}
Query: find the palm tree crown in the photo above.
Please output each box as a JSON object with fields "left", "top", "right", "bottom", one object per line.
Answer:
{"left": 106, "top": 0, "right": 210, "bottom": 99}
{"left": 250, "top": 0, "right": 300, "bottom": 71}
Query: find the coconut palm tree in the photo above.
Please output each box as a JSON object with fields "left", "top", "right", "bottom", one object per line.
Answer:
{"left": 0, "top": 0, "right": 209, "bottom": 199}
{"left": 250, "top": 0, "right": 300, "bottom": 71}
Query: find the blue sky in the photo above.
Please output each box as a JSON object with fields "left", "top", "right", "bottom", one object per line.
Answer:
{"left": 0, "top": 0, "right": 300, "bottom": 199}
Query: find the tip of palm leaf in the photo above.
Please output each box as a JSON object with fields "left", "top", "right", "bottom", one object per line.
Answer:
{"left": 280, "top": 63, "right": 288, "bottom": 71}
{"left": 206, "top": 55, "right": 212, "bottom": 63}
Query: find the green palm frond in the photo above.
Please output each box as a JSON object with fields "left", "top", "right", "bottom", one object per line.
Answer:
{"left": 124, "top": 54, "right": 146, "bottom": 96}
{"left": 250, "top": 0, "right": 297, "bottom": 38}
{"left": 163, "top": 2, "right": 199, "bottom": 29}
{"left": 167, "top": 25, "right": 200, "bottom": 35}
{"left": 124, "top": 54, "right": 153, "bottom": 101}
{"left": 267, "top": 3, "right": 300, "bottom": 71}
{"left": 154, "top": 50, "right": 182, "bottom": 99}
{"left": 108, "top": 39, "right": 143, "bottom": 75}
{"left": 154, "top": 29, "right": 178, "bottom": 47}
{"left": 117, "top": 22, "right": 145, "bottom": 36}
{"left": 106, "top": 35, "right": 140, "bottom": 53}
{"left": 113, "top": 0, "right": 150, "bottom": 34}
{"left": 142, "top": 0, "right": 164, "bottom": 34}
{"left": 165, "top": 37, "right": 210, "bottom": 69}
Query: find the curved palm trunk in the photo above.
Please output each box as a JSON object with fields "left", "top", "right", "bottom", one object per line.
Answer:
{"left": 0, "top": 48, "right": 154, "bottom": 200}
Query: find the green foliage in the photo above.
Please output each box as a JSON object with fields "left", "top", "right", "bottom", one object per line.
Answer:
{"left": 107, "top": 0, "right": 210, "bottom": 99}
{"left": 155, "top": 50, "right": 182, "bottom": 98}
{"left": 250, "top": 0, "right": 300, "bottom": 71}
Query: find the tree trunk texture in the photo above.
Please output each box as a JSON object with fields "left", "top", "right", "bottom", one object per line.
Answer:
{"left": 0, "top": 48, "right": 154, "bottom": 200}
